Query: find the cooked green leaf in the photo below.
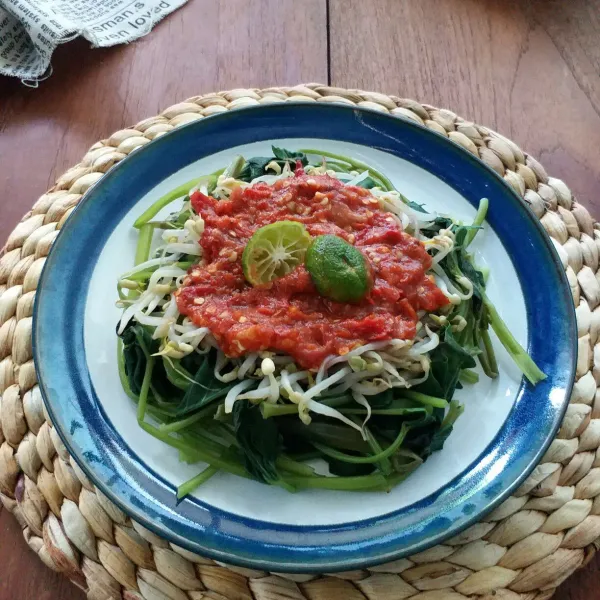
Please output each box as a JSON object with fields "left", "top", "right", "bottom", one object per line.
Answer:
{"left": 368, "top": 388, "right": 394, "bottom": 408}
{"left": 271, "top": 146, "right": 307, "bottom": 163}
{"left": 429, "top": 401, "right": 464, "bottom": 453}
{"left": 232, "top": 400, "right": 281, "bottom": 483}
{"left": 355, "top": 176, "right": 378, "bottom": 189}
{"left": 278, "top": 418, "right": 371, "bottom": 454}
{"left": 119, "top": 322, "right": 154, "bottom": 394}
{"left": 175, "top": 351, "right": 237, "bottom": 416}
{"left": 415, "top": 326, "right": 477, "bottom": 400}
{"left": 238, "top": 147, "right": 308, "bottom": 182}
{"left": 238, "top": 157, "right": 274, "bottom": 182}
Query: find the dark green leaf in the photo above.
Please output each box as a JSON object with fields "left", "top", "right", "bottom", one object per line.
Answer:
{"left": 437, "top": 226, "right": 485, "bottom": 298}
{"left": 415, "top": 326, "right": 476, "bottom": 401}
{"left": 406, "top": 199, "right": 427, "bottom": 212}
{"left": 429, "top": 401, "right": 464, "bottom": 453}
{"left": 326, "top": 457, "right": 376, "bottom": 477}
{"left": 238, "top": 157, "right": 274, "bottom": 182}
{"left": 175, "top": 351, "right": 237, "bottom": 417}
{"left": 428, "top": 426, "right": 454, "bottom": 453}
{"left": 271, "top": 146, "right": 308, "bottom": 163}
{"left": 118, "top": 322, "right": 184, "bottom": 403}
{"left": 151, "top": 360, "right": 185, "bottom": 403}
{"left": 444, "top": 326, "right": 477, "bottom": 367}
{"left": 390, "top": 448, "right": 424, "bottom": 474}
{"left": 180, "top": 350, "right": 208, "bottom": 376}
{"left": 162, "top": 356, "right": 193, "bottom": 391}
{"left": 118, "top": 322, "right": 155, "bottom": 395}
{"left": 401, "top": 413, "right": 443, "bottom": 459}
{"left": 355, "top": 176, "right": 378, "bottom": 189}
{"left": 207, "top": 179, "right": 218, "bottom": 195}
{"left": 238, "top": 148, "right": 309, "bottom": 182}
{"left": 457, "top": 254, "right": 485, "bottom": 297}
{"left": 121, "top": 331, "right": 145, "bottom": 395}
{"left": 369, "top": 388, "right": 394, "bottom": 408}
{"left": 277, "top": 418, "right": 371, "bottom": 454}
{"left": 166, "top": 198, "right": 191, "bottom": 228}
{"left": 232, "top": 401, "right": 281, "bottom": 483}
{"left": 422, "top": 216, "right": 453, "bottom": 234}
{"left": 404, "top": 400, "right": 463, "bottom": 460}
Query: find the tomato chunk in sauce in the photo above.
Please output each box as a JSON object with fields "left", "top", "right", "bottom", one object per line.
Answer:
{"left": 176, "top": 173, "right": 448, "bottom": 370}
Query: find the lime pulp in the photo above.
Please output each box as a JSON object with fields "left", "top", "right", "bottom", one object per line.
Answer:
{"left": 242, "top": 221, "right": 312, "bottom": 286}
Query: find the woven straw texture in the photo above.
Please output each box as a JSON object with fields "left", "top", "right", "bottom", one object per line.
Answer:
{"left": 1, "top": 84, "right": 599, "bottom": 600}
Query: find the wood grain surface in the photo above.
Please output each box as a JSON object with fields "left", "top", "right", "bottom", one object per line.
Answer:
{"left": 330, "top": 0, "right": 600, "bottom": 215}
{"left": 1, "top": 0, "right": 600, "bottom": 598}
{"left": 0, "top": 0, "right": 327, "bottom": 243}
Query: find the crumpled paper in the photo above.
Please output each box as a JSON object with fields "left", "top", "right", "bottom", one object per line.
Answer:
{"left": 0, "top": 0, "right": 188, "bottom": 83}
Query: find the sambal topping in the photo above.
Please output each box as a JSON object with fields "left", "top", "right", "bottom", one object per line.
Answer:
{"left": 176, "top": 173, "right": 449, "bottom": 370}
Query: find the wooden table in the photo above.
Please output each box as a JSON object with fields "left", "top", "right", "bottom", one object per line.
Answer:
{"left": 1, "top": 0, "right": 600, "bottom": 598}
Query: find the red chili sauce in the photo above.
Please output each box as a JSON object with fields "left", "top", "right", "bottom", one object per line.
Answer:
{"left": 176, "top": 172, "right": 448, "bottom": 370}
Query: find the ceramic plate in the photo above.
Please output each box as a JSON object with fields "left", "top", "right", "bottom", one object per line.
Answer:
{"left": 34, "top": 103, "right": 576, "bottom": 572}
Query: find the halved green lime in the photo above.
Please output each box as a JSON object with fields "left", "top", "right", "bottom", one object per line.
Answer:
{"left": 242, "top": 221, "right": 312, "bottom": 286}
{"left": 306, "top": 235, "right": 372, "bottom": 303}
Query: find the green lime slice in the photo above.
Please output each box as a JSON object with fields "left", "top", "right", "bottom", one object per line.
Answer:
{"left": 306, "top": 235, "right": 372, "bottom": 303}
{"left": 242, "top": 221, "right": 312, "bottom": 286}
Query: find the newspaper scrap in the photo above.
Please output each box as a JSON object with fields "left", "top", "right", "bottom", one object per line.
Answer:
{"left": 0, "top": 0, "right": 188, "bottom": 82}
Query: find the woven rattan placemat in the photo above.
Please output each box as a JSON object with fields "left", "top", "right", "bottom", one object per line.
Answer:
{"left": 1, "top": 84, "right": 598, "bottom": 600}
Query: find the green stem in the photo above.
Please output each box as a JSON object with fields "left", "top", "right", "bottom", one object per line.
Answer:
{"left": 261, "top": 402, "right": 427, "bottom": 418}
{"left": 135, "top": 224, "right": 155, "bottom": 265}
{"left": 224, "top": 155, "right": 245, "bottom": 178}
{"left": 321, "top": 160, "right": 352, "bottom": 173}
{"left": 459, "top": 369, "right": 479, "bottom": 384}
{"left": 261, "top": 394, "right": 349, "bottom": 418}
{"left": 133, "top": 170, "right": 223, "bottom": 229}
{"left": 480, "top": 328, "right": 499, "bottom": 378}
{"left": 360, "top": 421, "right": 393, "bottom": 476}
{"left": 283, "top": 472, "right": 388, "bottom": 491}
{"left": 145, "top": 220, "right": 178, "bottom": 229}
{"left": 400, "top": 391, "right": 449, "bottom": 409}
{"left": 117, "top": 345, "right": 182, "bottom": 421}
{"left": 340, "top": 407, "right": 429, "bottom": 416}
{"left": 441, "top": 400, "right": 464, "bottom": 429}
{"left": 211, "top": 423, "right": 238, "bottom": 447}
{"left": 312, "top": 423, "right": 409, "bottom": 465}
{"left": 299, "top": 149, "right": 394, "bottom": 191}
{"left": 174, "top": 431, "right": 296, "bottom": 492}
{"left": 477, "top": 348, "right": 495, "bottom": 379}
{"left": 179, "top": 430, "right": 232, "bottom": 456}
{"left": 139, "top": 421, "right": 249, "bottom": 477}
{"left": 148, "top": 384, "right": 181, "bottom": 412}
{"left": 162, "top": 356, "right": 194, "bottom": 391}
{"left": 177, "top": 466, "right": 218, "bottom": 499}
{"left": 261, "top": 403, "right": 298, "bottom": 418}
{"left": 117, "top": 340, "right": 140, "bottom": 402}
{"left": 483, "top": 293, "right": 546, "bottom": 385}
{"left": 133, "top": 179, "right": 198, "bottom": 229}
{"left": 465, "top": 198, "right": 489, "bottom": 247}
{"left": 479, "top": 265, "right": 490, "bottom": 284}
{"left": 137, "top": 357, "right": 155, "bottom": 423}
{"left": 276, "top": 455, "right": 316, "bottom": 477}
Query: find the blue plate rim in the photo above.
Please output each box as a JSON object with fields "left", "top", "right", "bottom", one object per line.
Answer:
{"left": 33, "top": 102, "right": 577, "bottom": 572}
